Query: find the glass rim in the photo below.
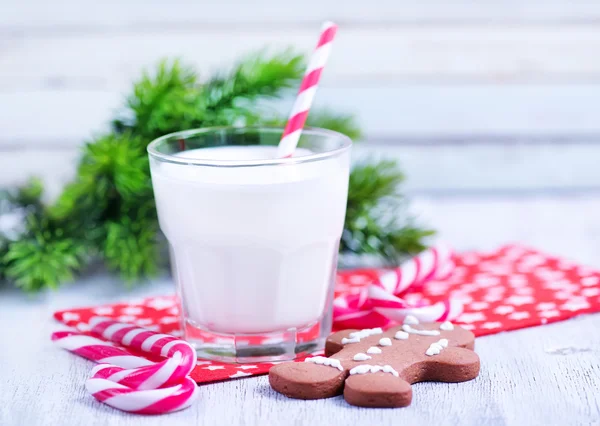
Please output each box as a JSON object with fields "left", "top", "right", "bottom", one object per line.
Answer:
{"left": 147, "top": 126, "right": 352, "bottom": 168}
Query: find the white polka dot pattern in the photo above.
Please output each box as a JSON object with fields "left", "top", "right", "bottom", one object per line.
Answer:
{"left": 53, "top": 244, "right": 600, "bottom": 385}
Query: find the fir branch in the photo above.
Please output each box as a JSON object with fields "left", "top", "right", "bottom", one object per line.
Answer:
{"left": 2, "top": 215, "right": 87, "bottom": 291}
{"left": 7, "top": 178, "right": 44, "bottom": 210}
{"left": 103, "top": 217, "right": 160, "bottom": 283}
{"left": 346, "top": 159, "right": 405, "bottom": 210}
{"left": 204, "top": 50, "right": 304, "bottom": 110}
{"left": 342, "top": 159, "right": 434, "bottom": 262}
{"left": 113, "top": 59, "right": 202, "bottom": 139}
{"left": 114, "top": 51, "right": 304, "bottom": 139}
{"left": 52, "top": 133, "right": 150, "bottom": 222}
{"left": 306, "top": 109, "right": 362, "bottom": 141}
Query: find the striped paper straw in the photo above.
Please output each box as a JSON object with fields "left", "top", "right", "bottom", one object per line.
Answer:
{"left": 276, "top": 21, "right": 338, "bottom": 158}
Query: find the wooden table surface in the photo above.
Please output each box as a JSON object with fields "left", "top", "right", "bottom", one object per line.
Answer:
{"left": 2, "top": 196, "right": 600, "bottom": 426}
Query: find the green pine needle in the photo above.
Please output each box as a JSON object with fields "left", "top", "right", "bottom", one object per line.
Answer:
{"left": 113, "top": 59, "right": 202, "bottom": 139}
{"left": 342, "top": 159, "right": 434, "bottom": 262}
{"left": 52, "top": 133, "right": 150, "bottom": 222}
{"left": 306, "top": 109, "right": 362, "bottom": 141}
{"left": 104, "top": 218, "right": 160, "bottom": 283}
{"left": 2, "top": 216, "right": 86, "bottom": 291}
{"left": 80, "top": 133, "right": 150, "bottom": 199}
{"left": 347, "top": 159, "right": 405, "bottom": 210}
{"left": 205, "top": 50, "right": 304, "bottom": 109}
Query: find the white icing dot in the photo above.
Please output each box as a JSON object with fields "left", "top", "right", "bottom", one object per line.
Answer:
{"left": 439, "top": 321, "right": 454, "bottom": 331}
{"left": 349, "top": 364, "right": 399, "bottom": 377}
{"left": 344, "top": 327, "right": 383, "bottom": 344}
{"left": 353, "top": 353, "right": 372, "bottom": 361}
{"left": 394, "top": 331, "right": 409, "bottom": 340}
{"left": 378, "top": 337, "right": 392, "bottom": 346}
{"left": 403, "top": 315, "right": 419, "bottom": 325}
{"left": 349, "top": 364, "right": 372, "bottom": 375}
{"left": 305, "top": 356, "right": 343, "bottom": 371}
{"left": 402, "top": 324, "right": 441, "bottom": 336}
{"left": 382, "top": 365, "right": 400, "bottom": 377}
{"left": 367, "top": 346, "right": 382, "bottom": 354}
{"left": 425, "top": 339, "right": 448, "bottom": 356}
{"left": 329, "top": 359, "right": 343, "bottom": 370}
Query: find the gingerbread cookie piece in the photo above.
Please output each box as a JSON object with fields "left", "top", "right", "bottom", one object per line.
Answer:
{"left": 269, "top": 317, "right": 479, "bottom": 408}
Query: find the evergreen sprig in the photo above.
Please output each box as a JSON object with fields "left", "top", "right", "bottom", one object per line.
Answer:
{"left": 0, "top": 50, "right": 433, "bottom": 291}
{"left": 342, "top": 160, "right": 434, "bottom": 262}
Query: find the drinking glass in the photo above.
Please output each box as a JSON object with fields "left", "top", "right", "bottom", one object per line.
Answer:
{"left": 148, "top": 127, "right": 351, "bottom": 362}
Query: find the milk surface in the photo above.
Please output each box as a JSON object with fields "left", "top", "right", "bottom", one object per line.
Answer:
{"left": 150, "top": 146, "right": 350, "bottom": 334}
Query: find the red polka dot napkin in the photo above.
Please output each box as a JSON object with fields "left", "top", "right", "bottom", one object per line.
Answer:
{"left": 54, "top": 244, "right": 600, "bottom": 384}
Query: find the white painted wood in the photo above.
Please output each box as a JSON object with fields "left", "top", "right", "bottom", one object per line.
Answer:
{"left": 1, "top": 195, "right": 600, "bottom": 425}
{"left": 365, "top": 143, "right": 600, "bottom": 193}
{"left": 411, "top": 196, "right": 600, "bottom": 267}
{"left": 3, "top": 84, "right": 600, "bottom": 149}
{"left": 0, "top": 149, "right": 79, "bottom": 199}
{"left": 3, "top": 25, "right": 600, "bottom": 90}
{"left": 4, "top": 142, "right": 600, "bottom": 195}
{"left": 3, "top": 0, "right": 600, "bottom": 28}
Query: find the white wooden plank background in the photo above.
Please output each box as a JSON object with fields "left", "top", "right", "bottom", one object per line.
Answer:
{"left": 2, "top": 0, "right": 600, "bottom": 194}
{"left": 4, "top": 25, "right": 600, "bottom": 88}
{"left": 3, "top": 0, "right": 600, "bottom": 29}
{"left": 4, "top": 84, "right": 600, "bottom": 146}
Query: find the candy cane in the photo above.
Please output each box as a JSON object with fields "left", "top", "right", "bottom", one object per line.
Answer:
{"left": 88, "top": 317, "right": 195, "bottom": 378}
{"left": 374, "top": 245, "right": 454, "bottom": 294}
{"left": 86, "top": 365, "right": 197, "bottom": 414}
{"left": 367, "top": 286, "right": 464, "bottom": 322}
{"left": 332, "top": 245, "right": 461, "bottom": 329}
{"left": 52, "top": 325, "right": 198, "bottom": 414}
{"left": 52, "top": 330, "right": 154, "bottom": 368}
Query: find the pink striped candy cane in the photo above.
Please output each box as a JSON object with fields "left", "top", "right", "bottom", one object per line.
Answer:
{"left": 88, "top": 317, "right": 195, "bottom": 378}
{"left": 86, "top": 365, "right": 197, "bottom": 414}
{"left": 367, "top": 286, "right": 464, "bottom": 323}
{"left": 52, "top": 330, "right": 154, "bottom": 368}
{"left": 332, "top": 245, "right": 461, "bottom": 329}
{"left": 374, "top": 245, "right": 454, "bottom": 294}
{"left": 52, "top": 327, "right": 198, "bottom": 414}
{"left": 277, "top": 21, "right": 338, "bottom": 158}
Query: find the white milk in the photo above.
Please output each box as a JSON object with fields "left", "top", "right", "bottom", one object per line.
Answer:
{"left": 150, "top": 146, "right": 350, "bottom": 334}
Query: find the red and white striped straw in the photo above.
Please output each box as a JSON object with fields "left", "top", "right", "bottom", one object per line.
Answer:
{"left": 277, "top": 21, "right": 338, "bottom": 158}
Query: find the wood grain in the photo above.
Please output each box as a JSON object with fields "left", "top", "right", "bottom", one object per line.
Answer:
{"left": 3, "top": 0, "right": 600, "bottom": 29}
{"left": 3, "top": 25, "right": 600, "bottom": 90}
{"left": 4, "top": 142, "right": 600, "bottom": 196}
{"left": 1, "top": 196, "right": 600, "bottom": 426}
{"left": 3, "top": 85, "right": 600, "bottom": 148}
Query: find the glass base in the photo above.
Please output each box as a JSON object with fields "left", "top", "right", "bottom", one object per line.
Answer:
{"left": 183, "top": 318, "right": 329, "bottom": 363}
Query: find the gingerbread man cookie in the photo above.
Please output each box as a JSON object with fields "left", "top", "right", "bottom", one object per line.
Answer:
{"left": 269, "top": 317, "right": 480, "bottom": 408}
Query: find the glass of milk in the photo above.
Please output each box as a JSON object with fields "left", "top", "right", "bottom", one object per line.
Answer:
{"left": 148, "top": 127, "right": 351, "bottom": 362}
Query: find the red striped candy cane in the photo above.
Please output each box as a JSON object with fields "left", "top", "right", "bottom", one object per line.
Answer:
{"left": 367, "top": 286, "right": 464, "bottom": 323}
{"left": 52, "top": 326, "right": 198, "bottom": 414}
{"left": 86, "top": 365, "right": 197, "bottom": 414}
{"left": 88, "top": 317, "right": 195, "bottom": 378}
{"left": 332, "top": 245, "right": 461, "bottom": 329}
{"left": 276, "top": 21, "right": 338, "bottom": 158}
{"left": 375, "top": 245, "right": 454, "bottom": 294}
{"left": 52, "top": 330, "right": 154, "bottom": 368}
